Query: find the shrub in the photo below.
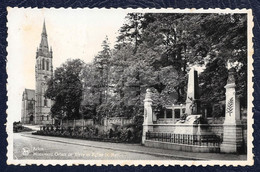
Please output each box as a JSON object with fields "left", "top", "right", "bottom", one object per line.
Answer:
{"left": 34, "top": 122, "right": 143, "bottom": 144}
{"left": 13, "top": 122, "right": 33, "bottom": 133}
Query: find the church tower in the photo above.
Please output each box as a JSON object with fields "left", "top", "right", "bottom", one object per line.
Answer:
{"left": 35, "top": 21, "right": 53, "bottom": 124}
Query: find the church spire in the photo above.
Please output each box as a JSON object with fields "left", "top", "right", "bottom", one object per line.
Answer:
{"left": 39, "top": 19, "right": 49, "bottom": 51}
{"left": 42, "top": 19, "right": 47, "bottom": 37}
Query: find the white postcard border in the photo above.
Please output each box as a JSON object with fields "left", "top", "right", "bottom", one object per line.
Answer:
{"left": 6, "top": 7, "right": 254, "bottom": 166}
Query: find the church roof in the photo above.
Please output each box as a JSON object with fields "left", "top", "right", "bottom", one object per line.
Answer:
{"left": 23, "top": 89, "right": 35, "bottom": 100}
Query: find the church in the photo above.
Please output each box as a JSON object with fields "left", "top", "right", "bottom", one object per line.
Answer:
{"left": 21, "top": 21, "right": 53, "bottom": 125}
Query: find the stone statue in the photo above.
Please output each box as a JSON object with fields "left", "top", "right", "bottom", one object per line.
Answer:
{"left": 145, "top": 88, "right": 152, "bottom": 100}
{"left": 227, "top": 67, "right": 236, "bottom": 84}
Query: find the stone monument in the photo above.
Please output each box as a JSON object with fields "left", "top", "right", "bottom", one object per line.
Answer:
{"left": 220, "top": 68, "right": 243, "bottom": 153}
{"left": 142, "top": 89, "right": 154, "bottom": 144}
{"left": 175, "top": 67, "right": 203, "bottom": 134}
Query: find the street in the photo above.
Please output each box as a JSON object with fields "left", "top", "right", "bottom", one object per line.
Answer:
{"left": 13, "top": 132, "right": 180, "bottom": 160}
{"left": 13, "top": 131, "right": 246, "bottom": 161}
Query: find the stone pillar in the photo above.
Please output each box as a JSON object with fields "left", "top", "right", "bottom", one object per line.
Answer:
{"left": 152, "top": 109, "right": 157, "bottom": 122}
{"left": 142, "top": 89, "right": 154, "bottom": 144}
{"left": 220, "top": 68, "right": 243, "bottom": 153}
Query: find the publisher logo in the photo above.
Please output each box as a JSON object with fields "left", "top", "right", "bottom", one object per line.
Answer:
{"left": 22, "top": 147, "right": 30, "bottom": 156}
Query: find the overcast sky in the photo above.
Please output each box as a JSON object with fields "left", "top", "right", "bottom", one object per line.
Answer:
{"left": 7, "top": 8, "right": 128, "bottom": 121}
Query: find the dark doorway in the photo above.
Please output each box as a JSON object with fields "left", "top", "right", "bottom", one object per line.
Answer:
{"left": 29, "top": 114, "right": 34, "bottom": 124}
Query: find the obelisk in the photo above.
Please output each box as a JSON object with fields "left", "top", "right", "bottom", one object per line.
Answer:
{"left": 185, "top": 67, "right": 200, "bottom": 115}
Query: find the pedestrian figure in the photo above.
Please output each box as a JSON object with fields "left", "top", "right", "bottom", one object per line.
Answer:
{"left": 95, "top": 128, "right": 99, "bottom": 136}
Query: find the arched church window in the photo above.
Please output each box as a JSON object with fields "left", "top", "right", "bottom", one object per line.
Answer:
{"left": 38, "top": 62, "right": 41, "bottom": 70}
{"left": 42, "top": 58, "right": 45, "bottom": 70}
{"left": 46, "top": 60, "right": 49, "bottom": 71}
{"left": 28, "top": 102, "right": 33, "bottom": 110}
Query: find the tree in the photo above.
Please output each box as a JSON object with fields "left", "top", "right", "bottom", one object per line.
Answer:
{"left": 116, "top": 13, "right": 144, "bottom": 53}
{"left": 134, "top": 13, "right": 190, "bottom": 103}
{"left": 79, "top": 64, "right": 100, "bottom": 119}
{"left": 94, "top": 36, "right": 111, "bottom": 104}
{"left": 137, "top": 13, "right": 247, "bottom": 108}
{"left": 198, "top": 13, "right": 247, "bottom": 108}
{"left": 45, "top": 59, "right": 84, "bottom": 121}
{"left": 80, "top": 13, "right": 247, "bottom": 121}
{"left": 80, "top": 37, "right": 112, "bottom": 122}
{"left": 199, "top": 57, "right": 228, "bottom": 105}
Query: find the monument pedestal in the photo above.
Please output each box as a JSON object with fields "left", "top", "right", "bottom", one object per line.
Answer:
{"left": 174, "top": 115, "right": 202, "bottom": 135}
{"left": 220, "top": 124, "right": 243, "bottom": 153}
{"left": 142, "top": 125, "right": 153, "bottom": 145}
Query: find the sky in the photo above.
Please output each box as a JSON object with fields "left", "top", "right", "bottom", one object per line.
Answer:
{"left": 7, "top": 8, "right": 128, "bottom": 121}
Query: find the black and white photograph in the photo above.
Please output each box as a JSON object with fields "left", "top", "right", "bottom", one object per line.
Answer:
{"left": 6, "top": 8, "right": 253, "bottom": 166}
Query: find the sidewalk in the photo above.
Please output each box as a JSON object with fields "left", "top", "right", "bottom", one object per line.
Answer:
{"left": 23, "top": 124, "right": 41, "bottom": 131}
{"left": 21, "top": 132, "right": 246, "bottom": 160}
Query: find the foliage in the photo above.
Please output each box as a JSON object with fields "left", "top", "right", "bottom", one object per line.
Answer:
{"left": 45, "top": 59, "right": 84, "bottom": 120}
{"left": 49, "top": 13, "right": 247, "bottom": 122}
{"left": 211, "top": 104, "right": 225, "bottom": 119}
{"left": 198, "top": 14, "right": 247, "bottom": 107}
{"left": 80, "top": 37, "right": 112, "bottom": 122}
{"left": 116, "top": 13, "right": 144, "bottom": 52}
{"left": 34, "top": 124, "right": 142, "bottom": 143}
{"left": 13, "top": 121, "right": 33, "bottom": 133}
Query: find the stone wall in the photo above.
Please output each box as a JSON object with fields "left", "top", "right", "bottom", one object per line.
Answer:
{"left": 61, "top": 119, "right": 94, "bottom": 127}
{"left": 149, "top": 123, "right": 247, "bottom": 145}
{"left": 103, "top": 117, "right": 133, "bottom": 131}
{"left": 60, "top": 117, "right": 133, "bottom": 132}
